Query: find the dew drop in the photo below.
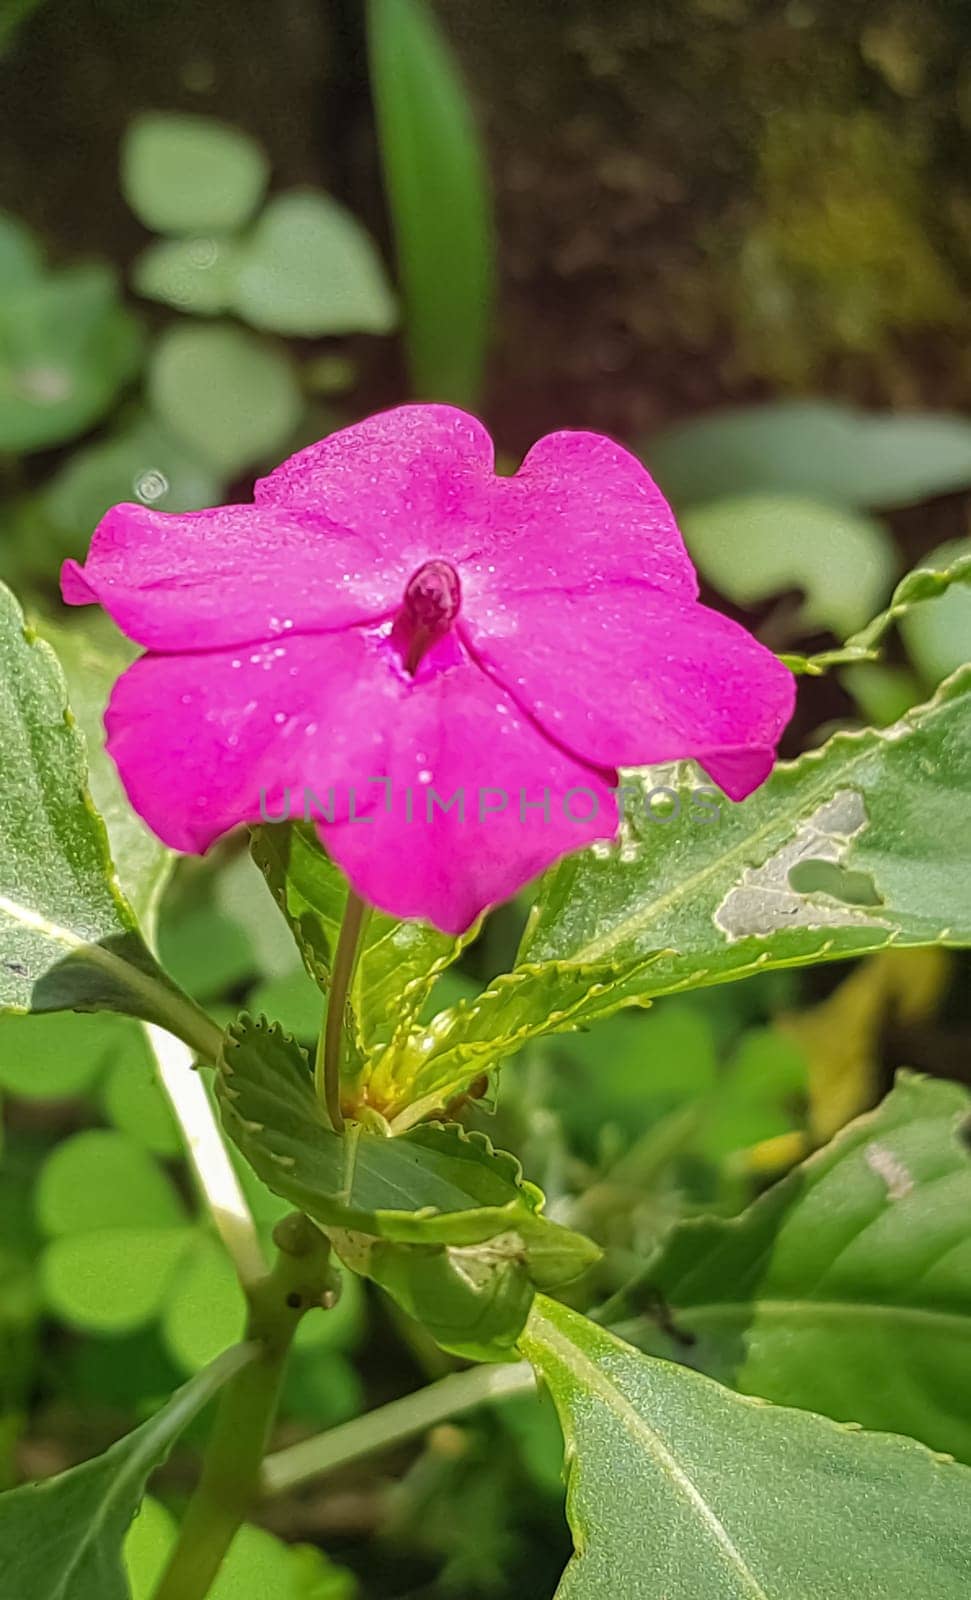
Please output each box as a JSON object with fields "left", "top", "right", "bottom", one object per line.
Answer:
{"left": 135, "top": 468, "right": 169, "bottom": 504}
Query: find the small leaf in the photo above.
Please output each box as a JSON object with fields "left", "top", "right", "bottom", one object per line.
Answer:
{"left": 0, "top": 1010, "right": 114, "bottom": 1100}
{"left": 42, "top": 1227, "right": 196, "bottom": 1334}
{"left": 101, "top": 1039, "right": 181, "bottom": 1157}
{"left": 0, "top": 583, "right": 198, "bottom": 1025}
{"left": 252, "top": 823, "right": 472, "bottom": 1059}
{"left": 0, "top": 1343, "right": 253, "bottom": 1600}
{"left": 367, "top": 0, "right": 494, "bottom": 404}
{"left": 680, "top": 496, "right": 896, "bottom": 637}
{"left": 125, "top": 1500, "right": 358, "bottom": 1600}
{"left": 131, "top": 235, "right": 241, "bottom": 316}
{"left": 148, "top": 323, "right": 303, "bottom": 477}
{"left": 37, "top": 1130, "right": 185, "bottom": 1235}
{"left": 161, "top": 1233, "right": 246, "bottom": 1374}
{"left": 631, "top": 1072, "right": 971, "bottom": 1464}
{"left": 217, "top": 1016, "right": 596, "bottom": 1282}
{"left": 231, "top": 190, "right": 397, "bottom": 337}
{"left": 121, "top": 112, "right": 268, "bottom": 235}
{"left": 0, "top": 265, "right": 141, "bottom": 454}
{"left": 648, "top": 400, "right": 971, "bottom": 509}
{"left": 522, "top": 1297, "right": 971, "bottom": 1599}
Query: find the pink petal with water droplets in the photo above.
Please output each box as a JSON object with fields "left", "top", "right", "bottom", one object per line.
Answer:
{"left": 321, "top": 652, "right": 618, "bottom": 934}
{"left": 61, "top": 501, "right": 397, "bottom": 652}
{"left": 463, "top": 586, "right": 795, "bottom": 801}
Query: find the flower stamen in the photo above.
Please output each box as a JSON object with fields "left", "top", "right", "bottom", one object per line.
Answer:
{"left": 394, "top": 559, "right": 462, "bottom": 674}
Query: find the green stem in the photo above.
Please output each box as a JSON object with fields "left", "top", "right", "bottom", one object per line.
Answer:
{"left": 261, "top": 1360, "right": 535, "bottom": 1497}
{"left": 315, "top": 890, "right": 369, "bottom": 1132}
{"left": 151, "top": 1217, "right": 338, "bottom": 1600}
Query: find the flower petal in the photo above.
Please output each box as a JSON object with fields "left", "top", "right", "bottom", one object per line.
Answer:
{"left": 103, "top": 630, "right": 397, "bottom": 853}
{"left": 462, "top": 586, "right": 795, "bottom": 801}
{"left": 478, "top": 432, "right": 698, "bottom": 600}
{"left": 61, "top": 501, "right": 397, "bottom": 652}
{"left": 321, "top": 654, "right": 618, "bottom": 934}
{"left": 255, "top": 403, "right": 496, "bottom": 568}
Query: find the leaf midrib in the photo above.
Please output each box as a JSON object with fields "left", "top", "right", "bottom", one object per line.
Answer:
{"left": 529, "top": 1306, "right": 771, "bottom": 1600}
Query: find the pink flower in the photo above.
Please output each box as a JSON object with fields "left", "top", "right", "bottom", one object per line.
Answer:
{"left": 61, "top": 405, "right": 794, "bottom": 934}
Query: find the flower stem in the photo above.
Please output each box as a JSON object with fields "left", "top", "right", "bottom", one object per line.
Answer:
{"left": 315, "top": 890, "right": 369, "bottom": 1133}
{"left": 261, "top": 1360, "right": 535, "bottom": 1497}
{"left": 151, "top": 1217, "right": 338, "bottom": 1600}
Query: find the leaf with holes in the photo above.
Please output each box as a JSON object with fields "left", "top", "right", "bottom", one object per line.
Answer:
{"left": 216, "top": 1015, "right": 597, "bottom": 1282}
{"left": 515, "top": 671, "right": 971, "bottom": 1034}
{"left": 522, "top": 1298, "right": 971, "bottom": 1599}
{"left": 624, "top": 1072, "right": 971, "bottom": 1464}
{"left": 0, "top": 1344, "right": 252, "bottom": 1600}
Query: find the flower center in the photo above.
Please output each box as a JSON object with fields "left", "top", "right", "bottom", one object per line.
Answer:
{"left": 394, "top": 559, "right": 462, "bottom": 674}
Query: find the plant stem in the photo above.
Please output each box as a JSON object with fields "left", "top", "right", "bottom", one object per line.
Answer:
{"left": 315, "top": 890, "right": 369, "bottom": 1132}
{"left": 145, "top": 1025, "right": 266, "bottom": 1291}
{"left": 261, "top": 1360, "right": 535, "bottom": 1497}
{"left": 151, "top": 1217, "right": 338, "bottom": 1600}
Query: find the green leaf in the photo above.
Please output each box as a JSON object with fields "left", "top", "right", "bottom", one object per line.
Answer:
{"left": 0, "top": 211, "right": 43, "bottom": 290}
{"left": 0, "top": 1343, "right": 252, "bottom": 1600}
{"left": 101, "top": 1033, "right": 181, "bottom": 1156}
{"left": 0, "top": 265, "right": 141, "bottom": 454}
{"left": 161, "top": 1233, "right": 246, "bottom": 1374}
{"left": 0, "top": 583, "right": 197, "bottom": 1026}
{"left": 37, "top": 1130, "right": 185, "bottom": 1235}
{"left": 32, "top": 612, "right": 174, "bottom": 930}
{"left": 518, "top": 671, "right": 971, "bottom": 1025}
{"left": 121, "top": 113, "right": 268, "bottom": 234}
{"left": 132, "top": 235, "right": 242, "bottom": 316}
{"left": 648, "top": 401, "right": 971, "bottom": 510}
{"left": 680, "top": 496, "right": 896, "bottom": 637}
{"left": 252, "top": 823, "right": 472, "bottom": 1059}
{"left": 376, "top": 952, "right": 663, "bottom": 1130}
{"left": 231, "top": 190, "right": 397, "bottom": 337}
{"left": 125, "top": 1499, "right": 358, "bottom": 1600}
{"left": 0, "top": 1010, "right": 114, "bottom": 1099}
{"left": 148, "top": 324, "right": 303, "bottom": 478}
{"left": 42, "top": 1227, "right": 196, "bottom": 1334}
{"left": 627, "top": 1073, "right": 971, "bottom": 1462}
{"left": 216, "top": 1016, "right": 597, "bottom": 1281}
{"left": 522, "top": 1298, "right": 971, "bottom": 1599}
{"left": 368, "top": 0, "right": 493, "bottom": 404}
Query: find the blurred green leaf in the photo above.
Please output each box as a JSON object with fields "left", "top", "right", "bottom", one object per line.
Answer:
{"left": 121, "top": 113, "right": 268, "bottom": 235}
{"left": 231, "top": 190, "right": 397, "bottom": 337}
{"left": 42, "top": 1227, "right": 196, "bottom": 1334}
{"left": 101, "top": 1036, "right": 181, "bottom": 1156}
{"left": 0, "top": 265, "right": 141, "bottom": 453}
{"left": 0, "top": 211, "right": 43, "bottom": 289}
{"left": 522, "top": 1297, "right": 971, "bottom": 1600}
{"left": 161, "top": 1233, "right": 246, "bottom": 1374}
{"left": 648, "top": 401, "right": 971, "bottom": 509}
{"left": 635, "top": 1074, "right": 971, "bottom": 1463}
{"left": 0, "top": 1010, "right": 113, "bottom": 1099}
{"left": 368, "top": 0, "right": 493, "bottom": 404}
{"left": 680, "top": 496, "right": 896, "bottom": 637}
{"left": 0, "top": 1343, "right": 251, "bottom": 1600}
{"left": 132, "top": 235, "right": 241, "bottom": 316}
{"left": 148, "top": 323, "right": 302, "bottom": 477}
{"left": 157, "top": 905, "right": 255, "bottom": 1003}
{"left": 125, "top": 1501, "right": 358, "bottom": 1600}
{"left": 248, "top": 968, "right": 323, "bottom": 1041}
{"left": 0, "top": 583, "right": 191, "bottom": 1022}
{"left": 840, "top": 662, "right": 921, "bottom": 725}
{"left": 900, "top": 538, "right": 971, "bottom": 687}
{"left": 37, "top": 1130, "right": 185, "bottom": 1235}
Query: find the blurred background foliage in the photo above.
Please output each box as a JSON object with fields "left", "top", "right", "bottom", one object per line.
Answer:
{"left": 1, "top": 1, "right": 970, "bottom": 1596}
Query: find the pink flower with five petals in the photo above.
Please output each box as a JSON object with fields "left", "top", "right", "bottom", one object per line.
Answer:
{"left": 61, "top": 404, "right": 795, "bottom": 933}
